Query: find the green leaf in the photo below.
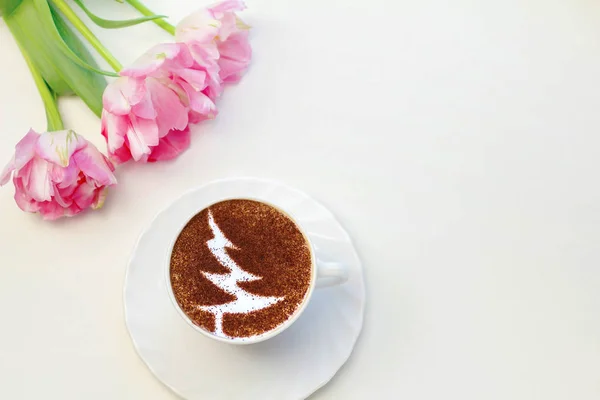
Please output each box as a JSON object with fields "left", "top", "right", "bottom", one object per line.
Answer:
{"left": 73, "top": 0, "right": 166, "bottom": 29}
{"left": 17, "top": 37, "right": 64, "bottom": 130}
{"left": 0, "top": 0, "right": 22, "bottom": 16}
{"left": 4, "top": 0, "right": 108, "bottom": 116}
{"left": 49, "top": 5, "right": 108, "bottom": 115}
{"left": 50, "top": 0, "right": 122, "bottom": 72}
{"left": 4, "top": 0, "right": 72, "bottom": 95}
{"left": 37, "top": 0, "right": 118, "bottom": 78}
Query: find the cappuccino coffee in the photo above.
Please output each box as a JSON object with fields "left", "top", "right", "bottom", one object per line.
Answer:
{"left": 170, "top": 199, "right": 313, "bottom": 341}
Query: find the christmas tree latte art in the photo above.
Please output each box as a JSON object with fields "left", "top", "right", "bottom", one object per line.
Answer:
{"left": 170, "top": 200, "right": 313, "bottom": 340}
{"left": 199, "top": 211, "right": 284, "bottom": 336}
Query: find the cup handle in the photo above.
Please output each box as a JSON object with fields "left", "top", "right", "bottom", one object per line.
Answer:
{"left": 315, "top": 259, "right": 349, "bottom": 288}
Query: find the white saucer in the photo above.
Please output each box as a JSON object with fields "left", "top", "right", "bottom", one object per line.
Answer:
{"left": 124, "top": 178, "right": 365, "bottom": 400}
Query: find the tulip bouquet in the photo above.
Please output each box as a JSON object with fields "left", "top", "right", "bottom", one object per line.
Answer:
{"left": 0, "top": 0, "right": 251, "bottom": 219}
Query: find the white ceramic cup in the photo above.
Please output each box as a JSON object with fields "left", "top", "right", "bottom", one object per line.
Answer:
{"left": 165, "top": 198, "right": 349, "bottom": 345}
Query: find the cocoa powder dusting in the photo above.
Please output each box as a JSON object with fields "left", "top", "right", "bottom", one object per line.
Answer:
{"left": 169, "top": 199, "right": 312, "bottom": 338}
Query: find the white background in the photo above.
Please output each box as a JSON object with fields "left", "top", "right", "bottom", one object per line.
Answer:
{"left": 1, "top": 0, "right": 600, "bottom": 398}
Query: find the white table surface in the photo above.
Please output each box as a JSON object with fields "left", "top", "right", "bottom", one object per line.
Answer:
{"left": 1, "top": 0, "right": 600, "bottom": 399}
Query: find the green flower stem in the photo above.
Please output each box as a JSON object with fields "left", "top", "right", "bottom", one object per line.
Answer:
{"left": 49, "top": 0, "right": 122, "bottom": 71}
{"left": 18, "top": 41, "right": 64, "bottom": 131}
{"left": 125, "top": 0, "right": 175, "bottom": 35}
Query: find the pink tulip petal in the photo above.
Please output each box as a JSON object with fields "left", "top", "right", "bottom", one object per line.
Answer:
{"left": 27, "top": 157, "right": 54, "bottom": 202}
{"left": 131, "top": 88, "right": 157, "bottom": 119}
{"left": 208, "top": 0, "right": 246, "bottom": 14}
{"left": 103, "top": 80, "right": 130, "bottom": 115}
{"left": 147, "top": 79, "right": 189, "bottom": 137}
{"left": 219, "top": 57, "right": 249, "bottom": 83}
{"left": 176, "top": 10, "right": 220, "bottom": 44}
{"left": 55, "top": 162, "right": 80, "bottom": 189}
{"left": 202, "top": 70, "right": 224, "bottom": 101}
{"left": 92, "top": 187, "right": 109, "bottom": 210}
{"left": 14, "top": 160, "right": 32, "bottom": 187}
{"left": 67, "top": 203, "right": 82, "bottom": 217}
{"left": 39, "top": 201, "right": 69, "bottom": 220}
{"left": 56, "top": 180, "right": 78, "bottom": 200}
{"left": 121, "top": 43, "right": 184, "bottom": 77}
{"left": 218, "top": 31, "right": 251, "bottom": 82}
{"left": 179, "top": 80, "right": 216, "bottom": 116}
{"left": 1, "top": 129, "right": 40, "bottom": 185}
{"left": 109, "top": 139, "right": 134, "bottom": 164}
{"left": 103, "top": 77, "right": 146, "bottom": 115}
{"left": 126, "top": 116, "right": 159, "bottom": 161}
{"left": 189, "top": 42, "right": 221, "bottom": 69}
{"left": 51, "top": 182, "right": 73, "bottom": 208}
{"left": 197, "top": 73, "right": 223, "bottom": 102}
{"left": 185, "top": 43, "right": 223, "bottom": 101}
{"left": 36, "top": 130, "right": 87, "bottom": 167}
{"left": 203, "top": 85, "right": 222, "bottom": 103}
{"left": 189, "top": 109, "right": 216, "bottom": 124}
{"left": 71, "top": 180, "right": 100, "bottom": 211}
{"left": 174, "top": 68, "right": 208, "bottom": 91}
{"left": 14, "top": 129, "right": 40, "bottom": 169}
{"left": 177, "top": 1, "right": 247, "bottom": 43}
{"left": 101, "top": 111, "right": 127, "bottom": 153}
{"left": 147, "top": 128, "right": 191, "bottom": 162}
{"left": 48, "top": 163, "right": 62, "bottom": 181}
{"left": 217, "top": 12, "right": 238, "bottom": 41}
{"left": 48, "top": 163, "right": 68, "bottom": 186}
{"left": 13, "top": 178, "right": 40, "bottom": 213}
{"left": 72, "top": 144, "right": 117, "bottom": 187}
{"left": 0, "top": 158, "right": 15, "bottom": 186}
{"left": 219, "top": 30, "right": 251, "bottom": 61}
{"left": 171, "top": 44, "right": 194, "bottom": 69}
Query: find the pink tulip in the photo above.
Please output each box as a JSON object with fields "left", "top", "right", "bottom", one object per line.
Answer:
{"left": 101, "top": 43, "right": 216, "bottom": 163}
{"left": 0, "top": 129, "right": 117, "bottom": 220}
{"left": 176, "top": 0, "right": 252, "bottom": 83}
